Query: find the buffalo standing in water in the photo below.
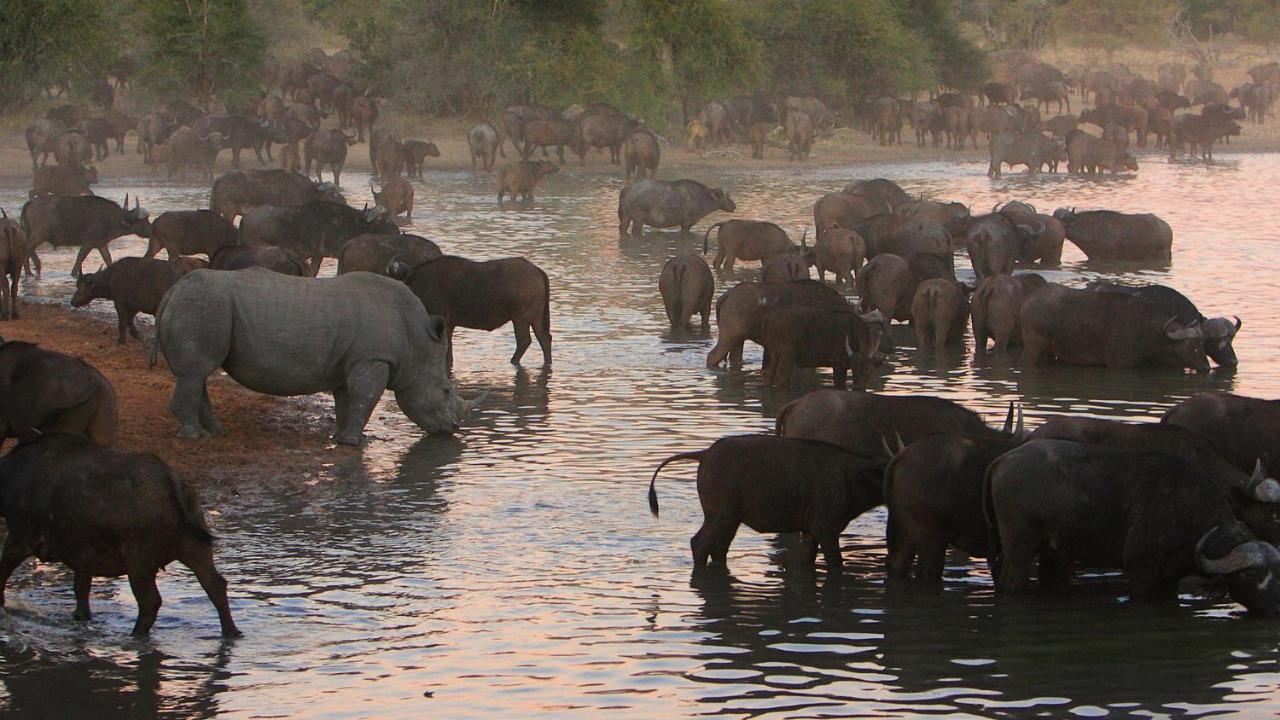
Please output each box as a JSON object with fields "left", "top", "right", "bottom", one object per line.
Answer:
{"left": 648, "top": 435, "right": 883, "bottom": 572}
{"left": 392, "top": 255, "right": 553, "bottom": 368}
{"left": 1053, "top": 208, "right": 1172, "bottom": 262}
{"left": 0, "top": 433, "right": 240, "bottom": 637}
{"left": 1086, "top": 281, "right": 1240, "bottom": 367}
{"left": 659, "top": 254, "right": 713, "bottom": 331}
{"left": 617, "top": 179, "right": 735, "bottom": 236}
{"left": 20, "top": 194, "right": 151, "bottom": 277}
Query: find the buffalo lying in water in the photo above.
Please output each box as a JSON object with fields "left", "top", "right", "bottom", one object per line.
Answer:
{"left": 1052, "top": 208, "right": 1172, "bottom": 263}
{"left": 1020, "top": 284, "right": 1209, "bottom": 372}
{"left": 987, "top": 440, "right": 1280, "bottom": 614}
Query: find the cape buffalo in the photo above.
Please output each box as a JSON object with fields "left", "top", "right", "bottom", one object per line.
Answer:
{"left": 648, "top": 435, "right": 883, "bottom": 572}
{"left": 71, "top": 257, "right": 202, "bottom": 344}
{"left": 192, "top": 114, "right": 282, "bottom": 168}
{"left": 970, "top": 272, "right": 1046, "bottom": 353}
{"left": 20, "top": 194, "right": 151, "bottom": 276}
{"left": 403, "top": 140, "right": 439, "bottom": 178}
{"left": 617, "top": 179, "right": 735, "bottom": 236}
{"left": 497, "top": 160, "right": 559, "bottom": 207}
{"left": 776, "top": 390, "right": 1022, "bottom": 456}
{"left": 911, "top": 278, "right": 969, "bottom": 350}
{"left": 884, "top": 433, "right": 1023, "bottom": 581}
{"left": 965, "top": 212, "right": 1045, "bottom": 280}
{"left": 0, "top": 215, "right": 25, "bottom": 318}
{"left": 805, "top": 226, "right": 864, "bottom": 287}
{"left": 209, "top": 245, "right": 310, "bottom": 276}
{"left": 705, "top": 279, "right": 846, "bottom": 369}
{"left": 659, "top": 254, "right": 714, "bottom": 330}
{"left": 239, "top": 201, "right": 397, "bottom": 276}
{"left": 157, "top": 269, "right": 469, "bottom": 444}
{"left": 1052, "top": 208, "right": 1172, "bottom": 262}
{"left": 759, "top": 306, "right": 886, "bottom": 389}
{"left": 337, "top": 233, "right": 441, "bottom": 275}
{"left": 304, "top": 128, "right": 357, "bottom": 185}
{"left": 702, "top": 220, "right": 796, "bottom": 277}
{"left": 624, "top": 131, "right": 660, "bottom": 183}
{"left": 468, "top": 124, "right": 500, "bottom": 171}
{"left": 813, "top": 191, "right": 888, "bottom": 246}
{"left": 165, "top": 127, "right": 226, "bottom": 180}
{"left": 786, "top": 111, "right": 814, "bottom": 160}
{"left": 856, "top": 254, "right": 918, "bottom": 321}
{"left": 30, "top": 164, "right": 97, "bottom": 197}
{"left": 577, "top": 113, "right": 640, "bottom": 164}
{"left": 371, "top": 176, "right": 414, "bottom": 218}
{"left": 1164, "top": 394, "right": 1280, "bottom": 490}
{"left": 145, "top": 210, "right": 239, "bottom": 261}
{"left": 987, "top": 131, "right": 1061, "bottom": 177}
{"left": 209, "top": 169, "right": 344, "bottom": 220}
{"left": 394, "top": 255, "right": 553, "bottom": 367}
{"left": 1020, "top": 283, "right": 1208, "bottom": 372}
{"left": 0, "top": 340, "right": 117, "bottom": 445}
{"left": 1085, "top": 282, "right": 1240, "bottom": 367}
{"left": 987, "top": 439, "right": 1280, "bottom": 614}
{"left": 0, "top": 434, "right": 239, "bottom": 637}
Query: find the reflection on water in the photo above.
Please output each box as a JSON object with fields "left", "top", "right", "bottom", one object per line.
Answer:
{"left": 2, "top": 155, "right": 1280, "bottom": 717}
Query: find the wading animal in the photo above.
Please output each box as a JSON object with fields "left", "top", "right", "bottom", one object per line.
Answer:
{"left": 659, "top": 255, "right": 714, "bottom": 330}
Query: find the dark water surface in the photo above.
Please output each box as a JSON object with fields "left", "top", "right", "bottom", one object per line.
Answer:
{"left": 2, "top": 155, "right": 1279, "bottom": 718}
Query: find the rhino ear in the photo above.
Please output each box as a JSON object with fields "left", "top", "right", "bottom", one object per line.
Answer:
{"left": 426, "top": 315, "right": 448, "bottom": 343}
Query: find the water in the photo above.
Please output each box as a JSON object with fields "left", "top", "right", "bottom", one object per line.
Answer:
{"left": 2, "top": 155, "right": 1280, "bottom": 718}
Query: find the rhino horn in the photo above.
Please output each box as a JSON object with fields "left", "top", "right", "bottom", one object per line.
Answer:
{"left": 461, "top": 391, "right": 489, "bottom": 418}
{"left": 1196, "top": 528, "right": 1276, "bottom": 575}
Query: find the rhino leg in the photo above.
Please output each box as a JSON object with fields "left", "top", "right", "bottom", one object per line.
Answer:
{"left": 171, "top": 376, "right": 212, "bottom": 439}
{"left": 73, "top": 572, "right": 92, "bottom": 621}
{"left": 199, "top": 387, "right": 226, "bottom": 436}
{"left": 333, "top": 361, "right": 390, "bottom": 446}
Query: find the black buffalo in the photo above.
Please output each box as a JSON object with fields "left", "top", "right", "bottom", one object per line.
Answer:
{"left": 20, "top": 194, "right": 151, "bottom": 276}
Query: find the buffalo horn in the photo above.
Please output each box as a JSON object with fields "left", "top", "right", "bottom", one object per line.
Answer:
{"left": 1196, "top": 529, "right": 1275, "bottom": 575}
{"left": 123, "top": 192, "right": 129, "bottom": 209}
{"left": 1163, "top": 317, "right": 1203, "bottom": 341}
{"left": 1015, "top": 404, "right": 1025, "bottom": 436}
{"left": 881, "top": 436, "right": 896, "bottom": 460}
{"left": 1234, "top": 316, "right": 1243, "bottom": 332}
{"left": 857, "top": 309, "right": 885, "bottom": 324}
{"left": 894, "top": 431, "right": 906, "bottom": 455}
{"left": 800, "top": 229, "right": 808, "bottom": 249}
{"left": 1002, "top": 401, "right": 1015, "bottom": 433}
{"left": 0, "top": 207, "right": 6, "bottom": 219}
{"left": 992, "top": 202, "right": 1003, "bottom": 214}
{"left": 844, "top": 333, "right": 854, "bottom": 358}
{"left": 1017, "top": 220, "right": 1046, "bottom": 236}
{"left": 1248, "top": 459, "right": 1280, "bottom": 503}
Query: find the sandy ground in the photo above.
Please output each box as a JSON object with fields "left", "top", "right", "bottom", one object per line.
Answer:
{"left": 0, "top": 301, "right": 351, "bottom": 507}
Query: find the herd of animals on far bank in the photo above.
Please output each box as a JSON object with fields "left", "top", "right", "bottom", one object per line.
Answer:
{"left": 2, "top": 47, "right": 1280, "bottom": 640}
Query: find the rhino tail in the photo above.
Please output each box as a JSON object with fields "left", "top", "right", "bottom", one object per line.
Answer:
{"left": 702, "top": 221, "right": 726, "bottom": 256}
{"left": 166, "top": 470, "right": 213, "bottom": 545}
{"left": 649, "top": 450, "right": 706, "bottom": 517}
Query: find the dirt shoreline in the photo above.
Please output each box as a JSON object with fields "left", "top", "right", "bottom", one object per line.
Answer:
{"left": 0, "top": 301, "right": 354, "bottom": 507}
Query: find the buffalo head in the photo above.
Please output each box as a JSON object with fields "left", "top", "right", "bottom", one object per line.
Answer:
{"left": 709, "top": 188, "right": 736, "bottom": 213}
{"left": 1163, "top": 317, "right": 1210, "bottom": 373}
{"left": 1197, "top": 526, "right": 1280, "bottom": 615}
{"left": 1201, "top": 316, "right": 1242, "bottom": 367}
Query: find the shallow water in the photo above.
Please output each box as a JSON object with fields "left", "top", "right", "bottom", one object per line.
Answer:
{"left": 2, "top": 154, "right": 1280, "bottom": 718}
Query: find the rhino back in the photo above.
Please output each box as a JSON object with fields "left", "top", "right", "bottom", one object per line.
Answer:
{"left": 163, "top": 269, "right": 422, "bottom": 395}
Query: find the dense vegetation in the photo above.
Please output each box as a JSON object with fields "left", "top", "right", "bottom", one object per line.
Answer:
{"left": 1, "top": 0, "right": 1276, "bottom": 128}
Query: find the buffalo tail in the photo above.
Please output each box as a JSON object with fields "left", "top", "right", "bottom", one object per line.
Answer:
{"left": 648, "top": 450, "right": 706, "bottom": 517}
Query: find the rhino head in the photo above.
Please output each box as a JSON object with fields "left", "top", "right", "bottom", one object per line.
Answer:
{"left": 393, "top": 315, "right": 473, "bottom": 436}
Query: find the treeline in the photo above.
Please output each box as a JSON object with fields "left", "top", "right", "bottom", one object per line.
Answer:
{"left": 2, "top": 0, "right": 1276, "bottom": 130}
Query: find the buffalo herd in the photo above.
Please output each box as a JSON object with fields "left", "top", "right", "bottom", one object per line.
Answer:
{"left": 1, "top": 48, "right": 1278, "bottom": 638}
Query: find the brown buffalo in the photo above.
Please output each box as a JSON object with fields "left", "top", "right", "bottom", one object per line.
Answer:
{"left": 706, "top": 280, "right": 847, "bottom": 369}
{"left": 0, "top": 340, "right": 117, "bottom": 444}
{"left": 748, "top": 122, "right": 770, "bottom": 159}
{"left": 970, "top": 272, "right": 1046, "bottom": 353}
{"left": 0, "top": 215, "right": 25, "bottom": 319}
{"left": 210, "top": 244, "right": 311, "bottom": 276}
{"left": 497, "top": 160, "right": 559, "bottom": 207}
{"left": 759, "top": 307, "right": 886, "bottom": 388}
{"left": 337, "top": 233, "right": 441, "bottom": 276}
{"left": 371, "top": 176, "right": 414, "bottom": 218}
{"left": 1052, "top": 208, "right": 1172, "bottom": 262}
{"left": 703, "top": 220, "right": 797, "bottom": 277}
{"left": 648, "top": 435, "right": 883, "bottom": 572}
{"left": 624, "top": 131, "right": 661, "bottom": 183}
{"left": 522, "top": 118, "right": 578, "bottom": 164}
{"left": 786, "top": 111, "right": 814, "bottom": 160}
{"left": 468, "top": 124, "right": 501, "bottom": 171}
{"left": 71, "top": 257, "right": 202, "bottom": 344}
{"left": 30, "top": 164, "right": 97, "bottom": 197}
{"left": 856, "top": 254, "right": 916, "bottom": 321}
{"left": 305, "top": 129, "right": 357, "bottom": 185}
{"left": 805, "top": 226, "right": 864, "bottom": 288}
{"left": 911, "top": 278, "right": 969, "bottom": 350}
{"left": 403, "top": 140, "right": 440, "bottom": 178}
{"left": 658, "top": 254, "right": 714, "bottom": 330}
{"left": 395, "top": 255, "right": 553, "bottom": 367}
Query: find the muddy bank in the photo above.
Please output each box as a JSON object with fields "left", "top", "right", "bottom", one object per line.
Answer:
{"left": 0, "top": 301, "right": 353, "bottom": 506}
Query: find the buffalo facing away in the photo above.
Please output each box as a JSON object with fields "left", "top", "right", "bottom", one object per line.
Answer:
{"left": 0, "top": 434, "right": 240, "bottom": 637}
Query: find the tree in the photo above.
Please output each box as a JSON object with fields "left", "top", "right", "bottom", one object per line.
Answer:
{"left": 137, "top": 0, "right": 267, "bottom": 108}
{"left": 0, "top": 0, "right": 120, "bottom": 107}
